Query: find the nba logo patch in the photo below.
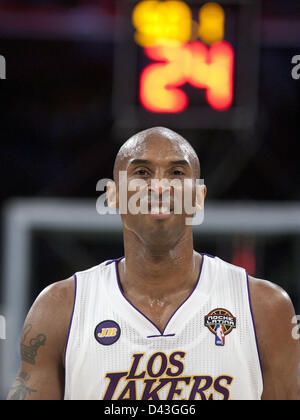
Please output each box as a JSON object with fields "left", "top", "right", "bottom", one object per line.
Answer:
{"left": 215, "top": 325, "right": 225, "bottom": 346}
{"left": 204, "top": 308, "right": 236, "bottom": 347}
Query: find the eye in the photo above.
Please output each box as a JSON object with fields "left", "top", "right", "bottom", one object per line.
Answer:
{"left": 172, "top": 169, "right": 185, "bottom": 176}
{"left": 134, "top": 168, "right": 150, "bottom": 176}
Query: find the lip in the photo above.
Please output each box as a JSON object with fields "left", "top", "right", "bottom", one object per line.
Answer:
{"left": 145, "top": 197, "right": 175, "bottom": 219}
{"left": 148, "top": 212, "right": 173, "bottom": 219}
{"left": 148, "top": 207, "right": 174, "bottom": 219}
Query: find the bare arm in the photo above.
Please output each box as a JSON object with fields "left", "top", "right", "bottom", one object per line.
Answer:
{"left": 249, "top": 276, "right": 300, "bottom": 400}
{"left": 7, "top": 278, "right": 74, "bottom": 400}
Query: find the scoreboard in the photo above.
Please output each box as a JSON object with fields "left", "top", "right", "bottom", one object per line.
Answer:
{"left": 113, "top": 0, "right": 260, "bottom": 131}
{"left": 133, "top": 1, "right": 234, "bottom": 113}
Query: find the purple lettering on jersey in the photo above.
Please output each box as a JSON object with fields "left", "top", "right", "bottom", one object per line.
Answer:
{"left": 189, "top": 376, "right": 214, "bottom": 400}
{"left": 101, "top": 351, "right": 234, "bottom": 400}
{"left": 103, "top": 372, "right": 128, "bottom": 400}
{"left": 213, "top": 375, "right": 233, "bottom": 400}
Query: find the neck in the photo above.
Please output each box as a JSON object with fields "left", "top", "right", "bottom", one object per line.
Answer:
{"left": 119, "top": 229, "right": 200, "bottom": 300}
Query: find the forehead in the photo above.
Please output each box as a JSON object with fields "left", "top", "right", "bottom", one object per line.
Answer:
{"left": 124, "top": 135, "right": 193, "bottom": 165}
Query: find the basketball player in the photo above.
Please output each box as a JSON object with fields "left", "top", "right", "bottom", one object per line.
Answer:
{"left": 7, "top": 127, "right": 300, "bottom": 400}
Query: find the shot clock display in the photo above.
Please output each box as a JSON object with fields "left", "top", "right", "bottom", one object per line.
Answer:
{"left": 113, "top": 0, "right": 259, "bottom": 130}
{"left": 133, "top": 1, "right": 234, "bottom": 113}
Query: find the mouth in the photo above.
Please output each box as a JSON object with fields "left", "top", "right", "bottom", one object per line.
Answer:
{"left": 148, "top": 211, "right": 173, "bottom": 220}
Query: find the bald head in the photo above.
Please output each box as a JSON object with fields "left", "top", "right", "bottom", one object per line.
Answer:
{"left": 113, "top": 127, "right": 200, "bottom": 181}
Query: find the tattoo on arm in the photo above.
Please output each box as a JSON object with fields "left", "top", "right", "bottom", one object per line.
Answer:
{"left": 7, "top": 372, "right": 36, "bottom": 400}
{"left": 21, "top": 324, "right": 46, "bottom": 365}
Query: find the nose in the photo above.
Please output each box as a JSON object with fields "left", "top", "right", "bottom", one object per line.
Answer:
{"left": 147, "top": 178, "right": 172, "bottom": 199}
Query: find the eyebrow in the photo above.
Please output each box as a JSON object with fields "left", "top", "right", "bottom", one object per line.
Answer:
{"left": 169, "top": 160, "right": 190, "bottom": 167}
{"left": 128, "top": 159, "right": 152, "bottom": 167}
{"left": 128, "top": 159, "right": 190, "bottom": 167}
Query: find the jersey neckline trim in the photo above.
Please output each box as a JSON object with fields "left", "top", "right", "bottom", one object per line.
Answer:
{"left": 113, "top": 254, "right": 205, "bottom": 337}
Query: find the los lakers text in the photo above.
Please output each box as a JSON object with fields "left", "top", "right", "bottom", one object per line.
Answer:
{"left": 103, "top": 351, "right": 233, "bottom": 400}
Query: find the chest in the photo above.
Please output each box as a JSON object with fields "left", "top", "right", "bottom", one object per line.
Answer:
{"left": 124, "top": 292, "right": 192, "bottom": 333}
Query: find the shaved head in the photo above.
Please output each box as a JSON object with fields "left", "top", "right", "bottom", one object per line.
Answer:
{"left": 114, "top": 127, "right": 200, "bottom": 181}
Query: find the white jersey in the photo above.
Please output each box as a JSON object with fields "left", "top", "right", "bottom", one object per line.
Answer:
{"left": 64, "top": 254, "right": 263, "bottom": 400}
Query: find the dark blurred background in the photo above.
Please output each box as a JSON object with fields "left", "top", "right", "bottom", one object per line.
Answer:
{"left": 0, "top": 0, "right": 299, "bottom": 204}
{"left": 0, "top": 0, "right": 300, "bottom": 398}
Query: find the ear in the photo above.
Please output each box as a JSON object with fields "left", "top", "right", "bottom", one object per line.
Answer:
{"left": 195, "top": 183, "right": 207, "bottom": 211}
{"left": 106, "top": 181, "right": 118, "bottom": 209}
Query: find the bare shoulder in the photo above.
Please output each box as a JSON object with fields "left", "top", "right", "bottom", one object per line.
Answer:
{"left": 248, "top": 274, "right": 297, "bottom": 352}
{"left": 24, "top": 277, "right": 75, "bottom": 361}
{"left": 34, "top": 277, "right": 75, "bottom": 309}
{"left": 248, "top": 275, "right": 300, "bottom": 400}
{"left": 248, "top": 275, "right": 295, "bottom": 317}
{"left": 27, "top": 277, "right": 75, "bottom": 324}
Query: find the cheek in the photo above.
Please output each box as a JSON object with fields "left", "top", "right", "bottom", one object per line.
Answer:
{"left": 173, "top": 181, "right": 196, "bottom": 214}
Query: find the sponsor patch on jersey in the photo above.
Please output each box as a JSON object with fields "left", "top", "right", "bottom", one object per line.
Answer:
{"left": 94, "top": 320, "right": 121, "bottom": 346}
{"left": 204, "top": 308, "right": 236, "bottom": 346}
